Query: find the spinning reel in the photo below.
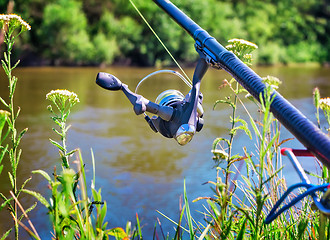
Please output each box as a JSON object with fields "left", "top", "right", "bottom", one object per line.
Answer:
{"left": 96, "top": 59, "right": 208, "bottom": 145}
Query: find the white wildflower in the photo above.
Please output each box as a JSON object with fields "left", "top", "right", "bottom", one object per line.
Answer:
{"left": 228, "top": 38, "right": 258, "bottom": 50}
{"left": 0, "top": 13, "right": 31, "bottom": 31}
{"left": 262, "top": 75, "right": 282, "bottom": 90}
{"left": 211, "top": 149, "right": 229, "bottom": 160}
{"left": 46, "top": 89, "right": 80, "bottom": 106}
{"left": 320, "top": 97, "right": 330, "bottom": 113}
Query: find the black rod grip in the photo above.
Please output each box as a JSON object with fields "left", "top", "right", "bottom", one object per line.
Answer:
{"left": 153, "top": 0, "right": 330, "bottom": 166}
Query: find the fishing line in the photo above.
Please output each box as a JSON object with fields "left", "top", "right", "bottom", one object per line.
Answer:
{"left": 128, "top": 0, "right": 192, "bottom": 86}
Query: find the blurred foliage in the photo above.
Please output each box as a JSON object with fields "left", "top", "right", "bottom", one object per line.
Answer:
{"left": 0, "top": 0, "right": 329, "bottom": 66}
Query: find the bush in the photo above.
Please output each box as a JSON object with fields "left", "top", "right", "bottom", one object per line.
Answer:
{"left": 39, "top": 0, "right": 94, "bottom": 65}
{"left": 256, "top": 42, "right": 285, "bottom": 65}
{"left": 285, "top": 41, "right": 324, "bottom": 63}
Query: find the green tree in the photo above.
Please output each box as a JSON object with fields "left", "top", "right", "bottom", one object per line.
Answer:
{"left": 39, "top": 0, "right": 94, "bottom": 65}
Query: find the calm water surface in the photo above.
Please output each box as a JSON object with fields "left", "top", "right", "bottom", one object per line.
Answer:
{"left": 0, "top": 66, "right": 329, "bottom": 238}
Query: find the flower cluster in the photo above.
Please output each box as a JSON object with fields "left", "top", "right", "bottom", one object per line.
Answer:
{"left": 46, "top": 89, "right": 80, "bottom": 106}
{"left": 320, "top": 97, "right": 330, "bottom": 113}
{"left": 0, "top": 14, "right": 31, "bottom": 32}
{"left": 212, "top": 149, "right": 229, "bottom": 161}
{"left": 262, "top": 75, "right": 282, "bottom": 90}
{"left": 46, "top": 89, "right": 80, "bottom": 115}
{"left": 226, "top": 38, "right": 258, "bottom": 65}
{"left": 226, "top": 39, "right": 258, "bottom": 54}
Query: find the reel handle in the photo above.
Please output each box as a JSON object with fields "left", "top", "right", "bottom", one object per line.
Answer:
{"left": 96, "top": 72, "right": 122, "bottom": 91}
{"left": 96, "top": 72, "right": 174, "bottom": 121}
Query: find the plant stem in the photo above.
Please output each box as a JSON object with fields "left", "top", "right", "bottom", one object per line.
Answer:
{"left": 5, "top": 31, "right": 19, "bottom": 240}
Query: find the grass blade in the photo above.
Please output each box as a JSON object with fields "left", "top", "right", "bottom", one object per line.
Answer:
{"left": 183, "top": 179, "right": 194, "bottom": 240}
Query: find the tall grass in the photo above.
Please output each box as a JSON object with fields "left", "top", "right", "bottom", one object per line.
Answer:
{"left": 0, "top": 14, "right": 34, "bottom": 240}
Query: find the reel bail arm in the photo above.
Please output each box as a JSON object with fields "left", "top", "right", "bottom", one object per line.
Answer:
{"left": 173, "top": 57, "right": 208, "bottom": 145}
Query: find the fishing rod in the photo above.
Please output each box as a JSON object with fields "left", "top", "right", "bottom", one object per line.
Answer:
{"left": 96, "top": 0, "right": 330, "bottom": 168}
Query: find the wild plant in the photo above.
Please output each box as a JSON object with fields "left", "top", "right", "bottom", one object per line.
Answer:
{"left": 0, "top": 110, "right": 10, "bottom": 176}
{"left": 201, "top": 38, "right": 311, "bottom": 239}
{"left": 0, "top": 14, "right": 34, "bottom": 239}
{"left": 205, "top": 39, "right": 258, "bottom": 238}
{"left": 313, "top": 88, "right": 330, "bottom": 184}
{"left": 23, "top": 89, "right": 138, "bottom": 239}
{"left": 314, "top": 88, "right": 330, "bottom": 134}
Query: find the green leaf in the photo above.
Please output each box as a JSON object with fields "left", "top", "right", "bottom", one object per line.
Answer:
{"left": 22, "top": 189, "right": 50, "bottom": 210}
{"left": 0, "top": 145, "right": 8, "bottom": 163}
{"left": 107, "top": 227, "right": 128, "bottom": 238}
{"left": 66, "top": 149, "right": 77, "bottom": 157}
{"left": 16, "top": 128, "right": 28, "bottom": 146}
{"left": 52, "top": 128, "right": 62, "bottom": 137}
{"left": 207, "top": 199, "right": 220, "bottom": 218}
{"left": 0, "top": 193, "right": 13, "bottom": 212}
{"left": 8, "top": 172, "right": 14, "bottom": 188}
{"left": 3, "top": 52, "right": 8, "bottom": 63}
{"left": 213, "top": 99, "right": 235, "bottom": 110}
{"left": 18, "top": 177, "right": 32, "bottom": 195}
{"left": 230, "top": 125, "right": 252, "bottom": 139}
{"left": 260, "top": 131, "right": 280, "bottom": 161}
{"left": 250, "top": 118, "right": 261, "bottom": 139}
{"left": 18, "top": 202, "right": 37, "bottom": 222}
{"left": 49, "top": 138, "right": 65, "bottom": 152}
{"left": 1, "top": 60, "right": 9, "bottom": 76}
{"left": 25, "top": 202, "right": 37, "bottom": 215}
{"left": 64, "top": 125, "right": 71, "bottom": 132}
{"left": 15, "top": 106, "right": 21, "bottom": 120}
{"left": 0, "top": 97, "right": 8, "bottom": 108}
{"left": 32, "top": 169, "right": 52, "bottom": 184}
{"left": 0, "top": 228, "right": 12, "bottom": 240}
{"left": 98, "top": 202, "right": 107, "bottom": 229}
{"left": 12, "top": 59, "right": 20, "bottom": 70}
{"left": 183, "top": 179, "right": 194, "bottom": 240}
{"left": 136, "top": 213, "right": 142, "bottom": 238}
{"left": 212, "top": 137, "right": 230, "bottom": 150}
{"left": 236, "top": 217, "right": 247, "bottom": 240}
{"left": 16, "top": 148, "right": 22, "bottom": 166}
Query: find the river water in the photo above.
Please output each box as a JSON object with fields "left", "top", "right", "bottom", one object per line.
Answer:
{"left": 0, "top": 66, "right": 329, "bottom": 238}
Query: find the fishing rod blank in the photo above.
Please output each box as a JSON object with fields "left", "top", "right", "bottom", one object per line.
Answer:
{"left": 153, "top": 0, "right": 330, "bottom": 167}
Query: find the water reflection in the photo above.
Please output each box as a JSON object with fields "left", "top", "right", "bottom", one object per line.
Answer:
{"left": 0, "top": 66, "right": 329, "bottom": 238}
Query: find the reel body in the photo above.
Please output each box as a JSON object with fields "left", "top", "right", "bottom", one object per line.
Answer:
{"left": 96, "top": 59, "right": 207, "bottom": 145}
{"left": 151, "top": 89, "right": 204, "bottom": 145}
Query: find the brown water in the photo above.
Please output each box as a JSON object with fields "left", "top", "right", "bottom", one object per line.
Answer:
{"left": 0, "top": 66, "right": 329, "bottom": 238}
